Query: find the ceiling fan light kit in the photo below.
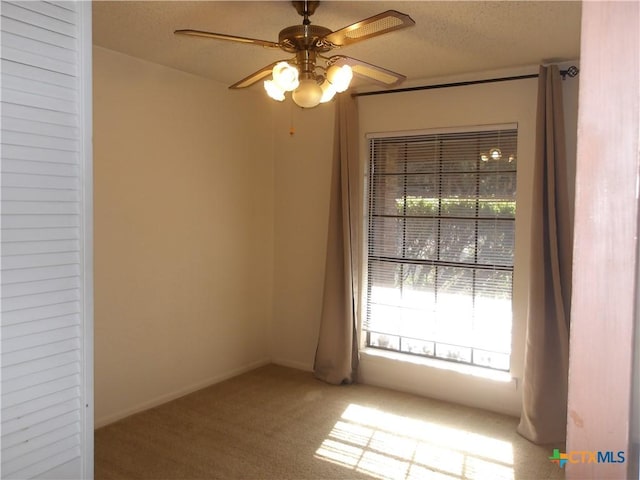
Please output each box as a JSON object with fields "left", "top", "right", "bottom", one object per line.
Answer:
{"left": 326, "top": 64, "right": 353, "bottom": 93}
{"left": 264, "top": 79, "right": 286, "bottom": 101}
{"left": 175, "top": 1, "right": 415, "bottom": 108}
{"left": 292, "top": 78, "right": 324, "bottom": 108}
{"left": 319, "top": 79, "right": 337, "bottom": 103}
{"left": 272, "top": 62, "right": 300, "bottom": 92}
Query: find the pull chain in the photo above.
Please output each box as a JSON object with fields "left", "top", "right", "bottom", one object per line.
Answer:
{"left": 289, "top": 101, "right": 296, "bottom": 136}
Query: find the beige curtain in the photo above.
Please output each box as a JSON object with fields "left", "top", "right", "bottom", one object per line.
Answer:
{"left": 313, "top": 94, "right": 360, "bottom": 384}
{"left": 517, "top": 65, "right": 573, "bottom": 444}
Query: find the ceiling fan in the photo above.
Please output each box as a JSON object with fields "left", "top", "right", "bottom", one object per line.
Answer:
{"left": 175, "top": 1, "right": 415, "bottom": 108}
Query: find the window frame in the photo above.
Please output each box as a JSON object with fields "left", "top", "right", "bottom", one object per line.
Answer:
{"left": 361, "top": 123, "right": 518, "bottom": 372}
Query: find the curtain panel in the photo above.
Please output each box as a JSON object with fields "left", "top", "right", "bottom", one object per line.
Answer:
{"left": 517, "top": 65, "right": 573, "bottom": 444}
{"left": 314, "top": 94, "right": 361, "bottom": 384}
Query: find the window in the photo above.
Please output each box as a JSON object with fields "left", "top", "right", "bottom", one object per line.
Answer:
{"left": 364, "top": 126, "right": 517, "bottom": 371}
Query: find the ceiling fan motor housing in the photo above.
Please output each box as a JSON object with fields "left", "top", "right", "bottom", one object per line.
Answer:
{"left": 278, "top": 25, "right": 332, "bottom": 53}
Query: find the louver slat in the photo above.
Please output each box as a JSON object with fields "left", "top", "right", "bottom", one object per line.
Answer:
{"left": 1, "top": 1, "right": 90, "bottom": 478}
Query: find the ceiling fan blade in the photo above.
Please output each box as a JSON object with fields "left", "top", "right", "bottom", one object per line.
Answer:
{"left": 322, "top": 10, "right": 415, "bottom": 47}
{"left": 330, "top": 55, "right": 406, "bottom": 87}
{"left": 174, "top": 29, "right": 280, "bottom": 49}
{"left": 230, "top": 61, "right": 286, "bottom": 89}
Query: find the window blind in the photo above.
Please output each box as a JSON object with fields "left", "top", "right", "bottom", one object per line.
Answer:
{"left": 365, "top": 127, "right": 517, "bottom": 370}
{"left": 1, "top": 1, "right": 93, "bottom": 478}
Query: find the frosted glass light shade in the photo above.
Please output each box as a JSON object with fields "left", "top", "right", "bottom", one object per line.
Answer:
{"left": 264, "top": 80, "right": 285, "bottom": 101}
{"left": 320, "top": 80, "right": 336, "bottom": 103}
{"left": 327, "top": 64, "right": 353, "bottom": 93}
{"left": 272, "top": 62, "right": 299, "bottom": 92}
{"left": 292, "top": 79, "right": 323, "bottom": 108}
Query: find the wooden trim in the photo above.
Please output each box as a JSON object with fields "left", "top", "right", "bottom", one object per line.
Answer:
{"left": 567, "top": 2, "right": 639, "bottom": 479}
{"left": 79, "top": 1, "right": 95, "bottom": 478}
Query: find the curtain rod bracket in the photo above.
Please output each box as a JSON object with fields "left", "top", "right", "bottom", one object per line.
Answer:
{"left": 560, "top": 65, "right": 580, "bottom": 80}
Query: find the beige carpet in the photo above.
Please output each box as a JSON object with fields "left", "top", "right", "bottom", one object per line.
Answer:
{"left": 95, "top": 364, "right": 565, "bottom": 480}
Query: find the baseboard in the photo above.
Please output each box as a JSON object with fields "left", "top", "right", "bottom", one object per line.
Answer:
{"left": 94, "top": 357, "right": 271, "bottom": 428}
{"left": 271, "top": 358, "right": 314, "bottom": 372}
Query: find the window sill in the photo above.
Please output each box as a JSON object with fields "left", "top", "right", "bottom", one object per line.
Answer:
{"left": 359, "top": 348, "right": 515, "bottom": 384}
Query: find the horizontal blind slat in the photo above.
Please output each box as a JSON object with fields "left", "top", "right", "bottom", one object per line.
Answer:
{"left": 2, "top": 87, "right": 77, "bottom": 114}
{"left": 2, "top": 325, "right": 80, "bottom": 353}
{"left": 2, "top": 239, "right": 80, "bottom": 257}
{"left": 2, "top": 73, "right": 77, "bottom": 103}
{"left": 1, "top": 2, "right": 77, "bottom": 37}
{"left": 1, "top": 144, "right": 79, "bottom": 164}
{"left": 2, "top": 362, "right": 80, "bottom": 394}
{"left": 2, "top": 30, "right": 77, "bottom": 63}
{"left": 1, "top": 338, "right": 80, "bottom": 367}
{"left": 2, "top": 116, "right": 79, "bottom": 139}
{"left": 1, "top": 59, "right": 77, "bottom": 90}
{"left": 1, "top": 251, "right": 80, "bottom": 269}
{"left": 1, "top": 302, "right": 80, "bottom": 327}
{"left": 2, "top": 201, "right": 80, "bottom": 216}
{"left": 2, "top": 157, "right": 79, "bottom": 175}
{"left": 1, "top": 45, "right": 77, "bottom": 77}
{"left": 8, "top": 446, "right": 81, "bottom": 480}
{"left": 1, "top": 289, "right": 79, "bottom": 313}
{"left": 1, "top": 373, "right": 80, "bottom": 410}
{"left": 1, "top": 349, "right": 80, "bottom": 379}
{"left": 2, "top": 188, "right": 79, "bottom": 203}
{"left": 1, "top": 264, "right": 80, "bottom": 285}
{"left": 0, "top": 15, "right": 76, "bottom": 50}
{"left": 1, "top": 401, "right": 80, "bottom": 446}
{"left": 2, "top": 435, "right": 80, "bottom": 478}
{"left": 5, "top": 0, "right": 77, "bottom": 24}
{"left": 2, "top": 103, "right": 77, "bottom": 132}
{"left": 3, "top": 422, "right": 80, "bottom": 464}
{"left": 45, "top": 1, "right": 78, "bottom": 13}
{"left": 2, "top": 130, "right": 79, "bottom": 152}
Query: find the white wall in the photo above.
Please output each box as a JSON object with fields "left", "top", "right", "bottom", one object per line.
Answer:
{"left": 93, "top": 47, "right": 274, "bottom": 426}
{"left": 270, "top": 103, "right": 335, "bottom": 370}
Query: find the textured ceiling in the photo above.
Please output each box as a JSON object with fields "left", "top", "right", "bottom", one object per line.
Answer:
{"left": 92, "top": 1, "right": 582, "bottom": 91}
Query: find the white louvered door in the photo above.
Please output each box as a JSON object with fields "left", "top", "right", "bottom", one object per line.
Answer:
{"left": 1, "top": 1, "right": 93, "bottom": 479}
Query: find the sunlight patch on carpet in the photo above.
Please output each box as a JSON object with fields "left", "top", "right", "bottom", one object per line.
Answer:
{"left": 314, "top": 404, "right": 514, "bottom": 480}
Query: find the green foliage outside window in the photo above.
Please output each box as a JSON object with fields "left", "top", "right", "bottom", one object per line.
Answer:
{"left": 396, "top": 196, "right": 516, "bottom": 217}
